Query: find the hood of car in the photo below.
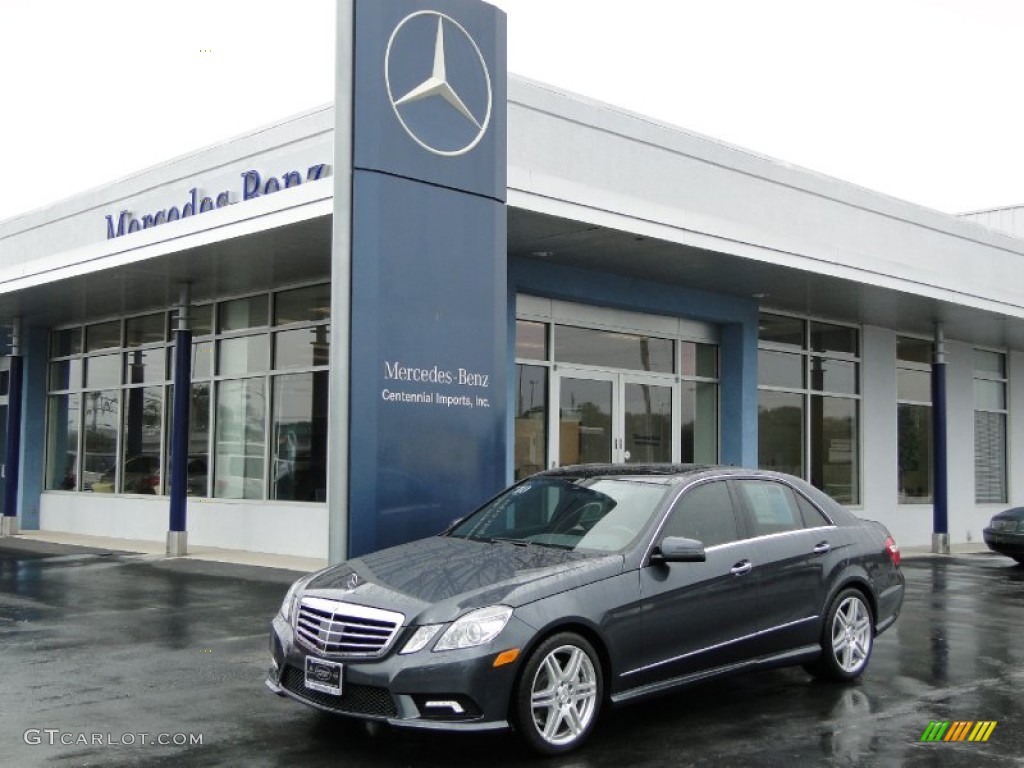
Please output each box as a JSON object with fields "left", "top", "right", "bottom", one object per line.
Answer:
{"left": 303, "top": 536, "right": 624, "bottom": 624}
{"left": 991, "top": 507, "right": 1024, "bottom": 522}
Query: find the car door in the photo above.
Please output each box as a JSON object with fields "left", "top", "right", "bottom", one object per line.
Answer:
{"left": 732, "top": 478, "right": 834, "bottom": 656}
{"left": 629, "top": 479, "right": 759, "bottom": 687}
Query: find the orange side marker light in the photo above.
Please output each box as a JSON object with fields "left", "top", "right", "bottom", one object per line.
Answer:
{"left": 493, "top": 649, "right": 520, "bottom": 668}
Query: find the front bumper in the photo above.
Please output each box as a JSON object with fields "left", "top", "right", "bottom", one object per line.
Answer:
{"left": 983, "top": 529, "right": 1024, "bottom": 558}
{"left": 266, "top": 612, "right": 532, "bottom": 732}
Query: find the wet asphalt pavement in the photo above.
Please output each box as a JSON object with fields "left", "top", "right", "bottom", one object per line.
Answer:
{"left": 2, "top": 539, "right": 1024, "bottom": 768}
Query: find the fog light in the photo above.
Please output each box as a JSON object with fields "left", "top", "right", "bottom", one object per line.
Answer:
{"left": 424, "top": 700, "right": 466, "bottom": 715}
{"left": 412, "top": 694, "right": 482, "bottom": 720}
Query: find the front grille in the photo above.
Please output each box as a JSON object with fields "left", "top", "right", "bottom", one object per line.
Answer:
{"left": 281, "top": 665, "right": 398, "bottom": 717}
{"left": 296, "top": 597, "right": 404, "bottom": 657}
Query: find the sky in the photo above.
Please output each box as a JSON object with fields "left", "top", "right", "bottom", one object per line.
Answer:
{"left": 2, "top": 0, "right": 1024, "bottom": 224}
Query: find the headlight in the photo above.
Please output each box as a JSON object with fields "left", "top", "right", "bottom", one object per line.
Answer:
{"left": 433, "top": 606, "right": 513, "bottom": 651}
{"left": 279, "top": 576, "right": 310, "bottom": 623}
{"left": 399, "top": 624, "right": 443, "bottom": 654}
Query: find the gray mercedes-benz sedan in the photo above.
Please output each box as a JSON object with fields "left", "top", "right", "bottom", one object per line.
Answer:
{"left": 266, "top": 464, "right": 904, "bottom": 754}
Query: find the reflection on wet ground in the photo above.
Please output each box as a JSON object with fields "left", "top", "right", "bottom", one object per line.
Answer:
{"left": 2, "top": 543, "right": 1023, "bottom": 767}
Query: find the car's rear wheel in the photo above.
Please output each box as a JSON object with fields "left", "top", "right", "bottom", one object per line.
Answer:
{"left": 513, "top": 632, "right": 602, "bottom": 755}
{"left": 805, "top": 588, "right": 874, "bottom": 681}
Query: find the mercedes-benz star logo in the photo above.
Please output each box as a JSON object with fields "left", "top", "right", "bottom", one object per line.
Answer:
{"left": 342, "top": 572, "right": 361, "bottom": 591}
{"left": 385, "top": 11, "right": 493, "bottom": 157}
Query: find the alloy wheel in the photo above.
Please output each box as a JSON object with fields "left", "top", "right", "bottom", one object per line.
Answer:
{"left": 529, "top": 643, "right": 599, "bottom": 747}
{"left": 831, "top": 595, "right": 872, "bottom": 675}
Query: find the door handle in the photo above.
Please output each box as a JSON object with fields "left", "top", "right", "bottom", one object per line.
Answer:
{"left": 812, "top": 542, "right": 831, "bottom": 555}
{"left": 730, "top": 560, "right": 753, "bottom": 576}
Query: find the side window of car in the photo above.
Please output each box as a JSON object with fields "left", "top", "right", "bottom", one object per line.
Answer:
{"left": 735, "top": 480, "right": 803, "bottom": 537}
{"left": 662, "top": 481, "right": 739, "bottom": 547}
{"left": 795, "top": 493, "right": 833, "bottom": 528}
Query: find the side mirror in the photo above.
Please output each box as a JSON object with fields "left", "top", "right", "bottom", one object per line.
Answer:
{"left": 650, "top": 536, "right": 706, "bottom": 565}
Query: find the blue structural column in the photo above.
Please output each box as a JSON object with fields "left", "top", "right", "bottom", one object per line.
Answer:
{"left": 343, "top": 0, "right": 508, "bottom": 557}
{"left": 931, "top": 323, "right": 950, "bottom": 554}
{"left": 167, "top": 285, "right": 191, "bottom": 556}
{"left": 1, "top": 319, "right": 23, "bottom": 536}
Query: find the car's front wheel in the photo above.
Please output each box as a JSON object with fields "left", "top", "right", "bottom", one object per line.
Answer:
{"left": 805, "top": 588, "right": 874, "bottom": 681}
{"left": 513, "top": 632, "right": 603, "bottom": 755}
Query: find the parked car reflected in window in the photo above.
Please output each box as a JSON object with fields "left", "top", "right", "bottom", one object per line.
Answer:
{"left": 92, "top": 455, "right": 161, "bottom": 494}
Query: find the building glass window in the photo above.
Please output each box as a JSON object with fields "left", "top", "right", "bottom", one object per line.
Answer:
{"left": 974, "top": 349, "right": 1007, "bottom": 504}
{"left": 554, "top": 325, "right": 675, "bottom": 373}
{"left": 270, "top": 371, "right": 329, "bottom": 501}
{"left": 85, "top": 353, "right": 120, "bottom": 389}
{"left": 50, "top": 328, "right": 82, "bottom": 357}
{"left": 214, "top": 378, "right": 266, "bottom": 499}
{"left": 680, "top": 342, "right": 717, "bottom": 379}
{"left": 516, "top": 320, "right": 548, "bottom": 361}
{"left": 119, "top": 386, "right": 163, "bottom": 494}
{"left": 218, "top": 335, "right": 270, "bottom": 376}
{"left": 681, "top": 380, "right": 719, "bottom": 464}
{"left": 758, "top": 313, "right": 860, "bottom": 504}
{"left": 44, "top": 283, "right": 330, "bottom": 503}
{"left": 173, "top": 328, "right": 215, "bottom": 497}
{"left": 515, "top": 363, "right": 548, "bottom": 481}
{"left": 85, "top": 321, "right": 120, "bottom": 352}
{"left": 124, "top": 348, "right": 165, "bottom": 384}
{"left": 758, "top": 390, "right": 805, "bottom": 478}
{"left": 190, "top": 339, "right": 214, "bottom": 379}
{"left": 45, "top": 394, "right": 80, "bottom": 490}
{"left": 83, "top": 390, "right": 119, "bottom": 492}
{"left": 171, "top": 304, "right": 214, "bottom": 338}
{"left": 274, "top": 284, "right": 331, "bottom": 326}
{"left": 897, "top": 335, "right": 932, "bottom": 504}
{"left": 125, "top": 313, "right": 165, "bottom": 347}
{"left": 185, "top": 382, "right": 211, "bottom": 496}
{"left": 219, "top": 295, "right": 268, "bottom": 332}
{"left": 680, "top": 344, "right": 719, "bottom": 464}
{"left": 274, "top": 326, "right": 330, "bottom": 370}
{"left": 49, "top": 359, "right": 82, "bottom": 391}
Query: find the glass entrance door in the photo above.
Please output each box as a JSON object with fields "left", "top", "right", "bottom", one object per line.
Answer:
{"left": 559, "top": 375, "right": 614, "bottom": 465}
{"left": 623, "top": 379, "right": 674, "bottom": 463}
{"left": 556, "top": 370, "right": 676, "bottom": 466}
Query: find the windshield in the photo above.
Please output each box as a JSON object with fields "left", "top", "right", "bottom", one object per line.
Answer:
{"left": 447, "top": 477, "right": 672, "bottom": 552}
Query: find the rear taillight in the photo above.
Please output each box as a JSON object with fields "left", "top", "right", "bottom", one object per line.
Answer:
{"left": 884, "top": 536, "right": 901, "bottom": 567}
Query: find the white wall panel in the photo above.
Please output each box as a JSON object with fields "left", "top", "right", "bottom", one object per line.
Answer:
{"left": 39, "top": 494, "right": 328, "bottom": 558}
{"left": 944, "top": 340, "right": 984, "bottom": 543}
{"left": 861, "top": 326, "right": 907, "bottom": 537}
{"left": 508, "top": 80, "right": 1024, "bottom": 321}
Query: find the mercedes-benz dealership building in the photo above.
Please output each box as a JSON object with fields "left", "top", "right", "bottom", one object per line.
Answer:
{"left": 1, "top": 0, "right": 1022, "bottom": 561}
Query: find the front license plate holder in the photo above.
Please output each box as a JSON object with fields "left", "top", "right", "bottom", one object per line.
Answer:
{"left": 305, "top": 656, "right": 343, "bottom": 696}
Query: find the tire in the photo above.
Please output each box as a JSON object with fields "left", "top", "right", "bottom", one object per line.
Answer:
{"left": 805, "top": 588, "right": 874, "bottom": 682}
{"left": 512, "top": 632, "right": 603, "bottom": 755}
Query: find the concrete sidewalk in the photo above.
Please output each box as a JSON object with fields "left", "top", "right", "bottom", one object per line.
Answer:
{"left": 901, "top": 541, "right": 993, "bottom": 557}
{"left": 1, "top": 530, "right": 328, "bottom": 572}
